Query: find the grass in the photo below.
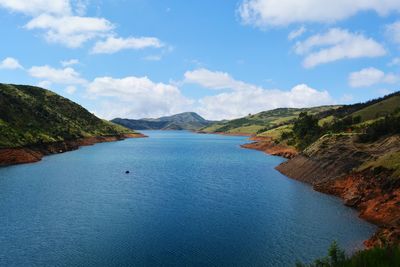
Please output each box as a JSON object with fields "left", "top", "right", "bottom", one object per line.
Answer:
{"left": 358, "top": 151, "right": 400, "bottom": 179}
{"left": 258, "top": 124, "right": 293, "bottom": 139}
{"left": 351, "top": 95, "right": 400, "bottom": 122}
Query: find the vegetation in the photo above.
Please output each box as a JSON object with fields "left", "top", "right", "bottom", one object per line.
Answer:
{"left": 296, "top": 242, "right": 400, "bottom": 267}
{"left": 200, "top": 106, "right": 340, "bottom": 135}
{"left": 359, "top": 114, "right": 400, "bottom": 143}
{"left": 0, "top": 84, "right": 136, "bottom": 148}
{"left": 290, "top": 112, "right": 322, "bottom": 150}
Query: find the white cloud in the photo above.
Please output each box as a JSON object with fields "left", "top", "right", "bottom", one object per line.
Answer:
{"left": 238, "top": 0, "right": 400, "bottom": 27}
{"left": 28, "top": 65, "right": 87, "bottom": 85}
{"left": 185, "top": 68, "right": 333, "bottom": 120}
{"left": 184, "top": 68, "right": 258, "bottom": 91}
{"left": 91, "top": 36, "right": 164, "bottom": 54}
{"left": 87, "top": 76, "right": 193, "bottom": 119}
{"left": 348, "top": 67, "right": 399, "bottom": 88}
{"left": 294, "top": 28, "right": 386, "bottom": 68}
{"left": 25, "top": 14, "right": 114, "bottom": 48}
{"left": 0, "top": 0, "right": 71, "bottom": 16}
{"left": 65, "top": 85, "right": 77, "bottom": 94}
{"left": 61, "top": 59, "right": 79, "bottom": 67}
{"left": 386, "top": 21, "right": 400, "bottom": 45}
{"left": 288, "top": 26, "right": 306, "bottom": 40}
{"left": 0, "top": 57, "right": 23, "bottom": 70}
{"left": 1, "top": 0, "right": 165, "bottom": 53}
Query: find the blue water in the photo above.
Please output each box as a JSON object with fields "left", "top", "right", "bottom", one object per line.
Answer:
{"left": 0, "top": 131, "right": 375, "bottom": 266}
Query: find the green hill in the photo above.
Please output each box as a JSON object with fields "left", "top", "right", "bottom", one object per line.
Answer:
{"left": 200, "top": 106, "right": 341, "bottom": 135}
{"left": 0, "top": 84, "right": 138, "bottom": 148}
{"left": 351, "top": 94, "right": 400, "bottom": 122}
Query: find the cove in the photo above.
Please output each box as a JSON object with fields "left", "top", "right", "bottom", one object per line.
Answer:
{"left": 0, "top": 131, "right": 376, "bottom": 266}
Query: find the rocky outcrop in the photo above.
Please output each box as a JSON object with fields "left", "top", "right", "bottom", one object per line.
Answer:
{"left": 241, "top": 136, "right": 298, "bottom": 159}
{"left": 0, "top": 133, "right": 146, "bottom": 166}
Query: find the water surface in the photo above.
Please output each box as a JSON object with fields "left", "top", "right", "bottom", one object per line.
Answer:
{"left": 0, "top": 131, "right": 376, "bottom": 266}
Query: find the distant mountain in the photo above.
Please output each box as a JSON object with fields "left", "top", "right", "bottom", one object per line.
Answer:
{"left": 0, "top": 83, "right": 140, "bottom": 148}
{"left": 112, "top": 112, "right": 214, "bottom": 130}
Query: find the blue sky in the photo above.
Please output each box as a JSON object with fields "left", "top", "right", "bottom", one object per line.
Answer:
{"left": 0, "top": 0, "right": 399, "bottom": 120}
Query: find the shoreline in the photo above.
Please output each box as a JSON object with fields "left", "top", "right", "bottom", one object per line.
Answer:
{"left": 0, "top": 133, "right": 147, "bottom": 167}
{"left": 236, "top": 133, "right": 399, "bottom": 248}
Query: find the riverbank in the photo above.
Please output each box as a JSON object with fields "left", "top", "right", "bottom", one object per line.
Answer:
{"left": 241, "top": 136, "right": 298, "bottom": 159}
{"left": 241, "top": 134, "right": 400, "bottom": 248}
{"left": 0, "top": 133, "right": 147, "bottom": 166}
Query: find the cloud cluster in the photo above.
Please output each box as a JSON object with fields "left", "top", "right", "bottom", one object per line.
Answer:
{"left": 86, "top": 69, "right": 333, "bottom": 120}
{"left": 294, "top": 28, "right": 386, "bottom": 68}
{"left": 238, "top": 0, "right": 400, "bottom": 27}
{"left": 0, "top": 0, "right": 164, "bottom": 53}
{"left": 1, "top": 55, "right": 336, "bottom": 120}
{"left": 349, "top": 67, "right": 399, "bottom": 88}
{"left": 185, "top": 69, "right": 333, "bottom": 120}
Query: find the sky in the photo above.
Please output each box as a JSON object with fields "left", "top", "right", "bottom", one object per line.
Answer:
{"left": 0, "top": 0, "right": 399, "bottom": 120}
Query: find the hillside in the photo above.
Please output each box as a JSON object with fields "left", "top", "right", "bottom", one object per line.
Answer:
{"left": 0, "top": 84, "right": 143, "bottom": 165}
{"left": 239, "top": 92, "right": 400, "bottom": 247}
{"left": 200, "top": 106, "right": 341, "bottom": 135}
{"left": 112, "top": 112, "right": 213, "bottom": 130}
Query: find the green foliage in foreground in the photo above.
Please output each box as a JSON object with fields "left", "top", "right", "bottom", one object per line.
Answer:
{"left": 296, "top": 242, "right": 400, "bottom": 267}
{"left": 0, "top": 84, "right": 135, "bottom": 148}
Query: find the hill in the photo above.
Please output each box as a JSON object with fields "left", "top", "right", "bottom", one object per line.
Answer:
{"left": 112, "top": 112, "right": 213, "bottom": 130}
{"left": 200, "top": 106, "right": 341, "bottom": 135}
{"left": 0, "top": 83, "right": 143, "bottom": 165}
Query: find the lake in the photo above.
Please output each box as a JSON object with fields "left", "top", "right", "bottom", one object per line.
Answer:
{"left": 0, "top": 131, "right": 376, "bottom": 266}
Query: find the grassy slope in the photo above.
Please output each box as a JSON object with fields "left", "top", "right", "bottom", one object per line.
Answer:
{"left": 200, "top": 106, "right": 340, "bottom": 135}
{"left": 0, "top": 84, "right": 136, "bottom": 148}
{"left": 351, "top": 95, "right": 400, "bottom": 122}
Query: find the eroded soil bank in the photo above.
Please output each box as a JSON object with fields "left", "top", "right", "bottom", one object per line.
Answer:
{"left": 0, "top": 133, "right": 147, "bottom": 166}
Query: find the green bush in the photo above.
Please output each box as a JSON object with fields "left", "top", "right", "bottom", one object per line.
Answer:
{"left": 296, "top": 241, "right": 400, "bottom": 267}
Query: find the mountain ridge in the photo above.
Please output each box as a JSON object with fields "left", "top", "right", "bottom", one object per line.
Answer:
{"left": 112, "top": 112, "right": 214, "bottom": 130}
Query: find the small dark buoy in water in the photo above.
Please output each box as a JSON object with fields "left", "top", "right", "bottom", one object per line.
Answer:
{"left": 125, "top": 170, "right": 130, "bottom": 174}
